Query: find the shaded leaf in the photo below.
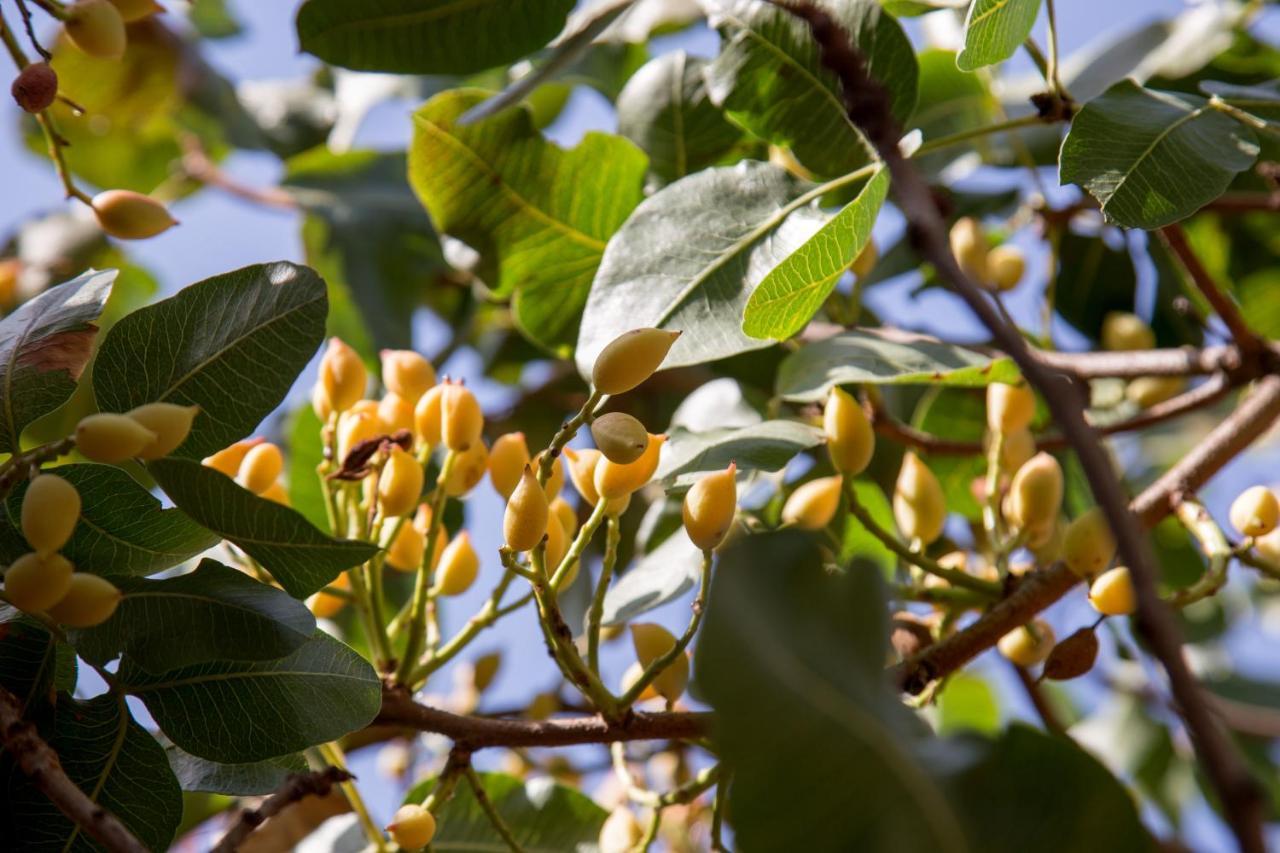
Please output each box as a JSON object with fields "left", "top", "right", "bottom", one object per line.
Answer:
{"left": 911, "top": 50, "right": 995, "bottom": 171}
{"left": 657, "top": 420, "right": 825, "bottom": 489}
{"left": 286, "top": 403, "right": 331, "bottom": 533}
{"left": 166, "top": 744, "right": 309, "bottom": 796}
{"left": 602, "top": 528, "right": 705, "bottom": 627}
{"left": 838, "top": 477, "right": 895, "bottom": 574}
{"left": 936, "top": 673, "right": 1000, "bottom": 735}
{"left": 957, "top": 0, "right": 1042, "bottom": 72}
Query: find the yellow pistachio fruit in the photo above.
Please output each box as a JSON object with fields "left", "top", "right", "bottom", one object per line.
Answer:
{"left": 824, "top": 386, "right": 874, "bottom": 475}
{"left": 1061, "top": 508, "right": 1116, "bottom": 578}
{"left": 1000, "top": 427, "right": 1036, "bottom": 472}
{"left": 550, "top": 497, "right": 578, "bottom": 541}
{"left": 127, "top": 402, "right": 199, "bottom": 460}
{"left": 782, "top": 475, "right": 841, "bottom": 530}
{"left": 619, "top": 660, "right": 660, "bottom": 702}
{"left": 850, "top": 238, "right": 878, "bottom": 279}
{"left": 504, "top": 466, "right": 550, "bottom": 552}
{"left": 308, "top": 572, "right": 349, "bottom": 619}
{"left": 532, "top": 451, "right": 564, "bottom": 500}
{"left": 318, "top": 337, "right": 367, "bottom": 415}
{"left": 1101, "top": 311, "right": 1155, "bottom": 352}
{"left": 1089, "top": 566, "right": 1136, "bottom": 616}
{"left": 997, "top": 618, "right": 1056, "bottom": 667}
{"left": 1006, "top": 452, "right": 1063, "bottom": 532}
{"left": 3, "top": 552, "right": 74, "bottom": 613}
{"left": 108, "top": 0, "right": 164, "bottom": 22}
{"left": 1230, "top": 485, "right": 1279, "bottom": 538}
{"left": 604, "top": 492, "right": 631, "bottom": 517}
{"left": 386, "top": 804, "right": 436, "bottom": 851}
{"left": 378, "top": 446, "right": 424, "bottom": 518}
{"left": 440, "top": 384, "right": 483, "bottom": 452}
{"left": 386, "top": 522, "right": 426, "bottom": 572}
{"left": 893, "top": 453, "right": 946, "bottom": 545}
{"left": 337, "top": 411, "right": 379, "bottom": 462}
{"left": 599, "top": 806, "right": 645, "bottom": 853}
{"left": 1029, "top": 517, "right": 1064, "bottom": 564}
{"left": 65, "top": 0, "right": 126, "bottom": 60}
{"left": 591, "top": 412, "right": 650, "bottom": 465}
{"left": 202, "top": 438, "right": 263, "bottom": 478}
{"left": 413, "top": 384, "right": 445, "bottom": 447}
{"left": 75, "top": 412, "right": 156, "bottom": 463}
{"left": 630, "top": 623, "right": 689, "bottom": 703}
{"left": 683, "top": 463, "right": 737, "bottom": 551}
{"left": 92, "top": 189, "right": 176, "bottom": 240}
{"left": 46, "top": 573, "right": 121, "bottom": 628}
{"left": 377, "top": 393, "right": 415, "bottom": 435}
{"left": 444, "top": 441, "right": 488, "bottom": 497}
{"left": 1255, "top": 526, "right": 1280, "bottom": 564}
{"left": 488, "top": 432, "right": 530, "bottom": 499}
{"left": 1126, "top": 376, "right": 1184, "bottom": 409}
{"left": 986, "top": 245, "right": 1025, "bottom": 292}
{"left": 472, "top": 653, "right": 501, "bottom": 692}
{"left": 563, "top": 447, "right": 602, "bottom": 505}
{"left": 949, "top": 216, "right": 987, "bottom": 282}
{"left": 236, "top": 443, "right": 284, "bottom": 495}
{"left": 261, "top": 481, "right": 290, "bottom": 506}
{"left": 594, "top": 434, "right": 665, "bottom": 500}
{"left": 591, "top": 328, "right": 681, "bottom": 395}
{"left": 545, "top": 511, "right": 570, "bottom": 579}
{"left": 380, "top": 349, "right": 435, "bottom": 402}
{"left": 526, "top": 691, "right": 559, "bottom": 720}
{"left": 22, "top": 474, "right": 80, "bottom": 555}
{"left": 435, "top": 532, "right": 480, "bottom": 597}
{"left": 986, "top": 382, "right": 1035, "bottom": 435}
{"left": 311, "top": 383, "right": 333, "bottom": 421}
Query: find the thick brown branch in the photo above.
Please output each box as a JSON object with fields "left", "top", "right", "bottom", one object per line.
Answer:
{"left": 0, "top": 687, "right": 145, "bottom": 853}
{"left": 1037, "top": 345, "right": 1243, "bottom": 379}
{"left": 211, "top": 766, "right": 353, "bottom": 853}
{"left": 376, "top": 688, "right": 712, "bottom": 749}
{"left": 1158, "top": 224, "right": 1260, "bottom": 355}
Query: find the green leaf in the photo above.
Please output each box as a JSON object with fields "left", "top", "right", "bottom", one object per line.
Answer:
{"left": 913, "top": 387, "right": 986, "bottom": 520}
{"left": 957, "top": 0, "right": 1042, "bottom": 72}
{"left": 189, "top": 0, "right": 243, "bottom": 39}
{"left": 0, "top": 618, "right": 61, "bottom": 713}
{"left": 296, "top": 0, "right": 576, "bottom": 75}
{"left": 0, "top": 463, "right": 218, "bottom": 578}
{"left": 577, "top": 161, "right": 837, "bottom": 373}
{"left": 285, "top": 403, "right": 331, "bottom": 533}
{"left": 148, "top": 458, "right": 377, "bottom": 599}
{"left": 70, "top": 559, "right": 316, "bottom": 673}
{"left": 1059, "top": 80, "right": 1260, "bottom": 229}
{"left": 404, "top": 771, "right": 607, "bottom": 851}
{"left": 776, "top": 327, "right": 1020, "bottom": 402}
{"left": 656, "top": 420, "right": 825, "bottom": 489}
{"left": 2, "top": 694, "right": 182, "bottom": 852}
{"left": 409, "top": 89, "right": 647, "bottom": 354}
{"left": 838, "top": 477, "right": 895, "bottom": 574}
{"left": 0, "top": 269, "right": 114, "bottom": 454}
{"left": 911, "top": 49, "right": 995, "bottom": 169}
{"left": 705, "top": 0, "right": 917, "bottom": 178}
{"left": 1201, "top": 79, "right": 1280, "bottom": 125}
{"left": 601, "top": 528, "right": 705, "bottom": 627}
{"left": 743, "top": 168, "right": 889, "bottom": 340}
{"left": 120, "top": 631, "right": 380, "bottom": 763}
{"left": 936, "top": 673, "right": 1000, "bottom": 735}
{"left": 93, "top": 262, "right": 327, "bottom": 460}
{"left": 616, "top": 51, "right": 744, "bottom": 184}
{"left": 166, "top": 744, "right": 308, "bottom": 795}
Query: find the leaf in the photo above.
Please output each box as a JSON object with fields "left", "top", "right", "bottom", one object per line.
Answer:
{"left": 601, "top": 529, "right": 705, "bottom": 626}
{"left": 0, "top": 269, "right": 114, "bottom": 454}
{"left": 838, "top": 477, "right": 895, "bottom": 574}
{"left": 93, "top": 262, "right": 328, "bottom": 459}
{"left": 1059, "top": 80, "right": 1260, "bottom": 229}
{"left": 70, "top": 559, "right": 317, "bottom": 673}
{"left": 1201, "top": 79, "right": 1280, "bottom": 125}
{"left": 0, "top": 464, "right": 218, "bottom": 578}
{"left": 705, "top": 0, "right": 917, "bottom": 178}
{"left": 616, "top": 51, "right": 743, "bottom": 184}
{"left": 2, "top": 694, "right": 182, "bottom": 852}
{"left": 148, "top": 458, "right": 377, "bottom": 599}
{"left": 656, "top": 420, "right": 825, "bottom": 489}
{"left": 296, "top": 0, "right": 577, "bottom": 75}
{"left": 577, "top": 161, "right": 836, "bottom": 374}
{"left": 404, "top": 771, "right": 608, "bottom": 852}
{"left": 409, "top": 89, "right": 647, "bottom": 354}
{"left": 936, "top": 673, "right": 1000, "bottom": 735}
{"left": 166, "top": 744, "right": 309, "bottom": 795}
{"left": 776, "top": 327, "right": 1020, "bottom": 402}
{"left": 120, "top": 631, "right": 381, "bottom": 763}
{"left": 0, "top": 618, "right": 61, "bottom": 713}
{"left": 743, "top": 168, "right": 889, "bottom": 340}
{"left": 957, "top": 0, "right": 1042, "bottom": 72}
{"left": 286, "top": 403, "right": 331, "bottom": 533}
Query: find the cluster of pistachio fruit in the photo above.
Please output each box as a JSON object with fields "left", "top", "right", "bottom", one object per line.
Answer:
{"left": 2, "top": 401, "right": 198, "bottom": 627}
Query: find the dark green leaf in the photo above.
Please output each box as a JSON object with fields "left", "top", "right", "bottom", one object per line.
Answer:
{"left": 0, "top": 269, "right": 114, "bottom": 453}
{"left": 1059, "top": 80, "right": 1259, "bottom": 229}
{"left": 296, "top": 0, "right": 576, "bottom": 75}
{"left": 743, "top": 168, "right": 889, "bottom": 340}
{"left": 404, "top": 771, "right": 607, "bottom": 851}
{"left": 70, "top": 559, "right": 316, "bottom": 673}
{"left": 601, "top": 529, "right": 704, "bottom": 627}
{"left": 1201, "top": 79, "right": 1280, "bottom": 125}
{"left": 166, "top": 744, "right": 309, "bottom": 795}
{"left": 148, "top": 458, "right": 376, "bottom": 599}
{"left": 957, "top": 0, "right": 1042, "bottom": 72}
{"left": 0, "top": 464, "right": 218, "bottom": 578}
{"left": 776, "top": 327, "right": 1020, "bottom": 402}
{"left": 121, "top": 631, "right": 380, "bottom": 762}
{"left": 410, "top": 89, "right": 646, "bottom": 354}
{"left": 93, "top": 262, "right": 327, "bottom": 459}
{"left": 616, "top": 51, "right": 743, "bottom": 184}
{"left": 285, "top": 403, "right": 331, "bottom": 533}
{"left": 656, "top": 420, "right": 825, "bottom": 489}
{"left": 705, "top": 0, "right": 917, "bottom": 178}
{"left": 2, "top": 694, "right": 181, "bottom": 852}
{"left": 0, "top": 618, "right": 61, "bottom": 713}
{"left": 838, "top": 477, "right": 895, "bottom": 573}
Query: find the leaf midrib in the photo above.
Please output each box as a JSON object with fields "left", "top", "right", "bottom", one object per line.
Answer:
{"left": 1099, "top": 91, "right": 1208, "bottom": 212}
{"left": 123, "top": 667, "right": 372, "bottom": 693}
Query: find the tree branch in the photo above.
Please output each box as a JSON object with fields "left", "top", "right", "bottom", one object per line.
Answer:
{"left": 0, "top": 687, "right": 145, "bottom": 853}
{"left": 1036, "top": 345, "right": 1244, "bottom": 379}
{"left": 211, "top": 766, "right": 353, "bottom": 853}
{"left": 1158, "top": 223, "right": 1261, "bottom": 355}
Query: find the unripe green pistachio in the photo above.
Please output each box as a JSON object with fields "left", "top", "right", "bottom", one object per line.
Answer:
{"left": 591, "top": 328, "right": 681, "bottom": 395}
{"left": 3, "top": 552, "right": 74, "bottom": 613}
{"left": 22, "top": 474, "right": 80, "bottom": 556}
{"left": 413, "top": 384, "right": 445, "bottom": 446}
{"left": 1230, "top": 485, "right": 1279, "bottom": 538}
{"left": 443, "top": 441, "right": 488, "bottom": 497}
{"left": 440, "top": 383, "right": 483, "bottom": 452}
{"left": 999, "top": 427, "right": 1036, "bottom": 472}
{"left": 1061, "top": 508, "right": 1116, "bottom": 578}
{"left": 563, "top": 447, "right": 601, "bottom": 505}
{"left": 65, "top": 0, "right": 127, "bottom": 60}
{"left": 308, "top": 572, "right": 349, "bottom": 619}
{"left": 619, "top": 660, "right": 660, "bottom": 702}
{"left": 386, "top": 522, "right": 426, "bottom": 572}
{"left": 472, "top": 652, "right": 501, "bottom": 692}
{"left": 318, "top": 337, "right": 366, "bottom": 416}
{"left": 550, "top": 497, "right": 577, "bottom": 541}
{"left": 11, "top": 63, "right": 58, "bottom": 113}
{"left": 46, "top": 573, "right": 121, "bottom": 627}
{"left": 985, "top": 244, "right": 1024, "bottom": 292}
{"left": 532, "top": 451, "right": 564, "bottom": 500}
{"left": 545, "top": 511, "right": 570, "bottom": 580}
{"left": 591, "top": 412, "right": 649, "bottom": 465}
{"left": 824, "top": 386, "right": 874, "bottom": 475}
{"left": 75, "top": 412, "right": 156, "bottom": 463}
{"left": 377, "top": 393, "right": 414, "bottom": 435}
{"left": 127, "top": 402, "right": 199, "bottom": 459}
{"left": 202, "top": 437, "right": 263, "bottom": 478}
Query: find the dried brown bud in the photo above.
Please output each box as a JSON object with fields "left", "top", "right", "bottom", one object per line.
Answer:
{"left": 11, "top": 63, "right": 58, "bottom": 113}
{"left": 1041, "top": 627, "right": 1099, "bottom": 681}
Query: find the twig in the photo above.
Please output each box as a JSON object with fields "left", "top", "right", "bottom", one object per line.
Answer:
{"left": 210, "top": 767, "right": 352, "bottom": 853}
{"left": 1037, "top": 345, "right": 1244, "bottom": 379}
{"left": 179, "top": 134, "right": 298, "bottom": 210}
{"left": 463, "top": 766, "right": 527, "bottom": 853}
{"left": 0, "top": 687, "right": 146, "bottom": 853}
{"left": 1011, "top": 663, "right": 1065, "bottom": 736}
{"left": 1158, "top": 224, "right": 1260, "bottom": 355}
{"left": 1167, "top": 500, "right": 1232, "bottom": 608}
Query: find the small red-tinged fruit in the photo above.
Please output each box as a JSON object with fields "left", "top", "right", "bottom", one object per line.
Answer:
{"left": 591, "top": 412, "right": 649, "bottom": 465}
{"left": 380, "top": 349, "right": 435, "bottom": 402}
{"left": 487, "top": 432, "right": 529, "bottom": 499}
{"left": 1089, "top": 566, "right": 1136, "bottom": 616}
{"left": 630, "top": 622, "right": 689, "bottom": 703}
{"left": 75, "top": 412, "right": 156, "bottom": 463}
{"left": 434, "top": 532, "right": 479, "bottom": 597}
{"left": 1062, "top": 508, "right": 1116, "bottom": 578}
{"left": 1043, "top": 627, "right": 1099, "bottom": 681}
{"left": 1230, "top": 485, "right": 1279, "bottom": 538}
{"left": 22, "top": 474, "right": 81, "bottom": 555}
{"left": 236, "top": 443, "right": 284, "bottom": 495}
{"left": 683, "top": 463, "right": 737, "bottom": 551}
{"left": 824, "top": 386, "right": 873, "bottom": 475}
{"left": 92, "top": 190, "right": 176, "bottom": 240}
{"left": 782, "top": 475, "right": 841, "bottom": 530}
{"left": 591, "top": 328, "right": 681, "bottom": 395}
{"left": 987, "top": 382, "right": 1035, "bottom": 434}
{"left": 3, "top": 552, "right": 74, "bottom": 613}
{"left": 386, "top": 803, "right": 436, "bottom": 850}
{"left": 127, "top": 402, "right": 199, "bottom": 459}
{"left": 46, "top": 573, "right": 121, "bottom": 627}
{"left": 11, "top": 63, "right": 58, "bottom": 113}
{"left": 66, "top": 0, "right": 127, "bottom": 60}
{"left": 997, "top": 618, "right": 1055, "bottom": 667}
{"left": 504, "top": 466, "right": 549, "bottom": 552}
{"left": 202, "top": 437, "right": 264, "bottom": 477}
